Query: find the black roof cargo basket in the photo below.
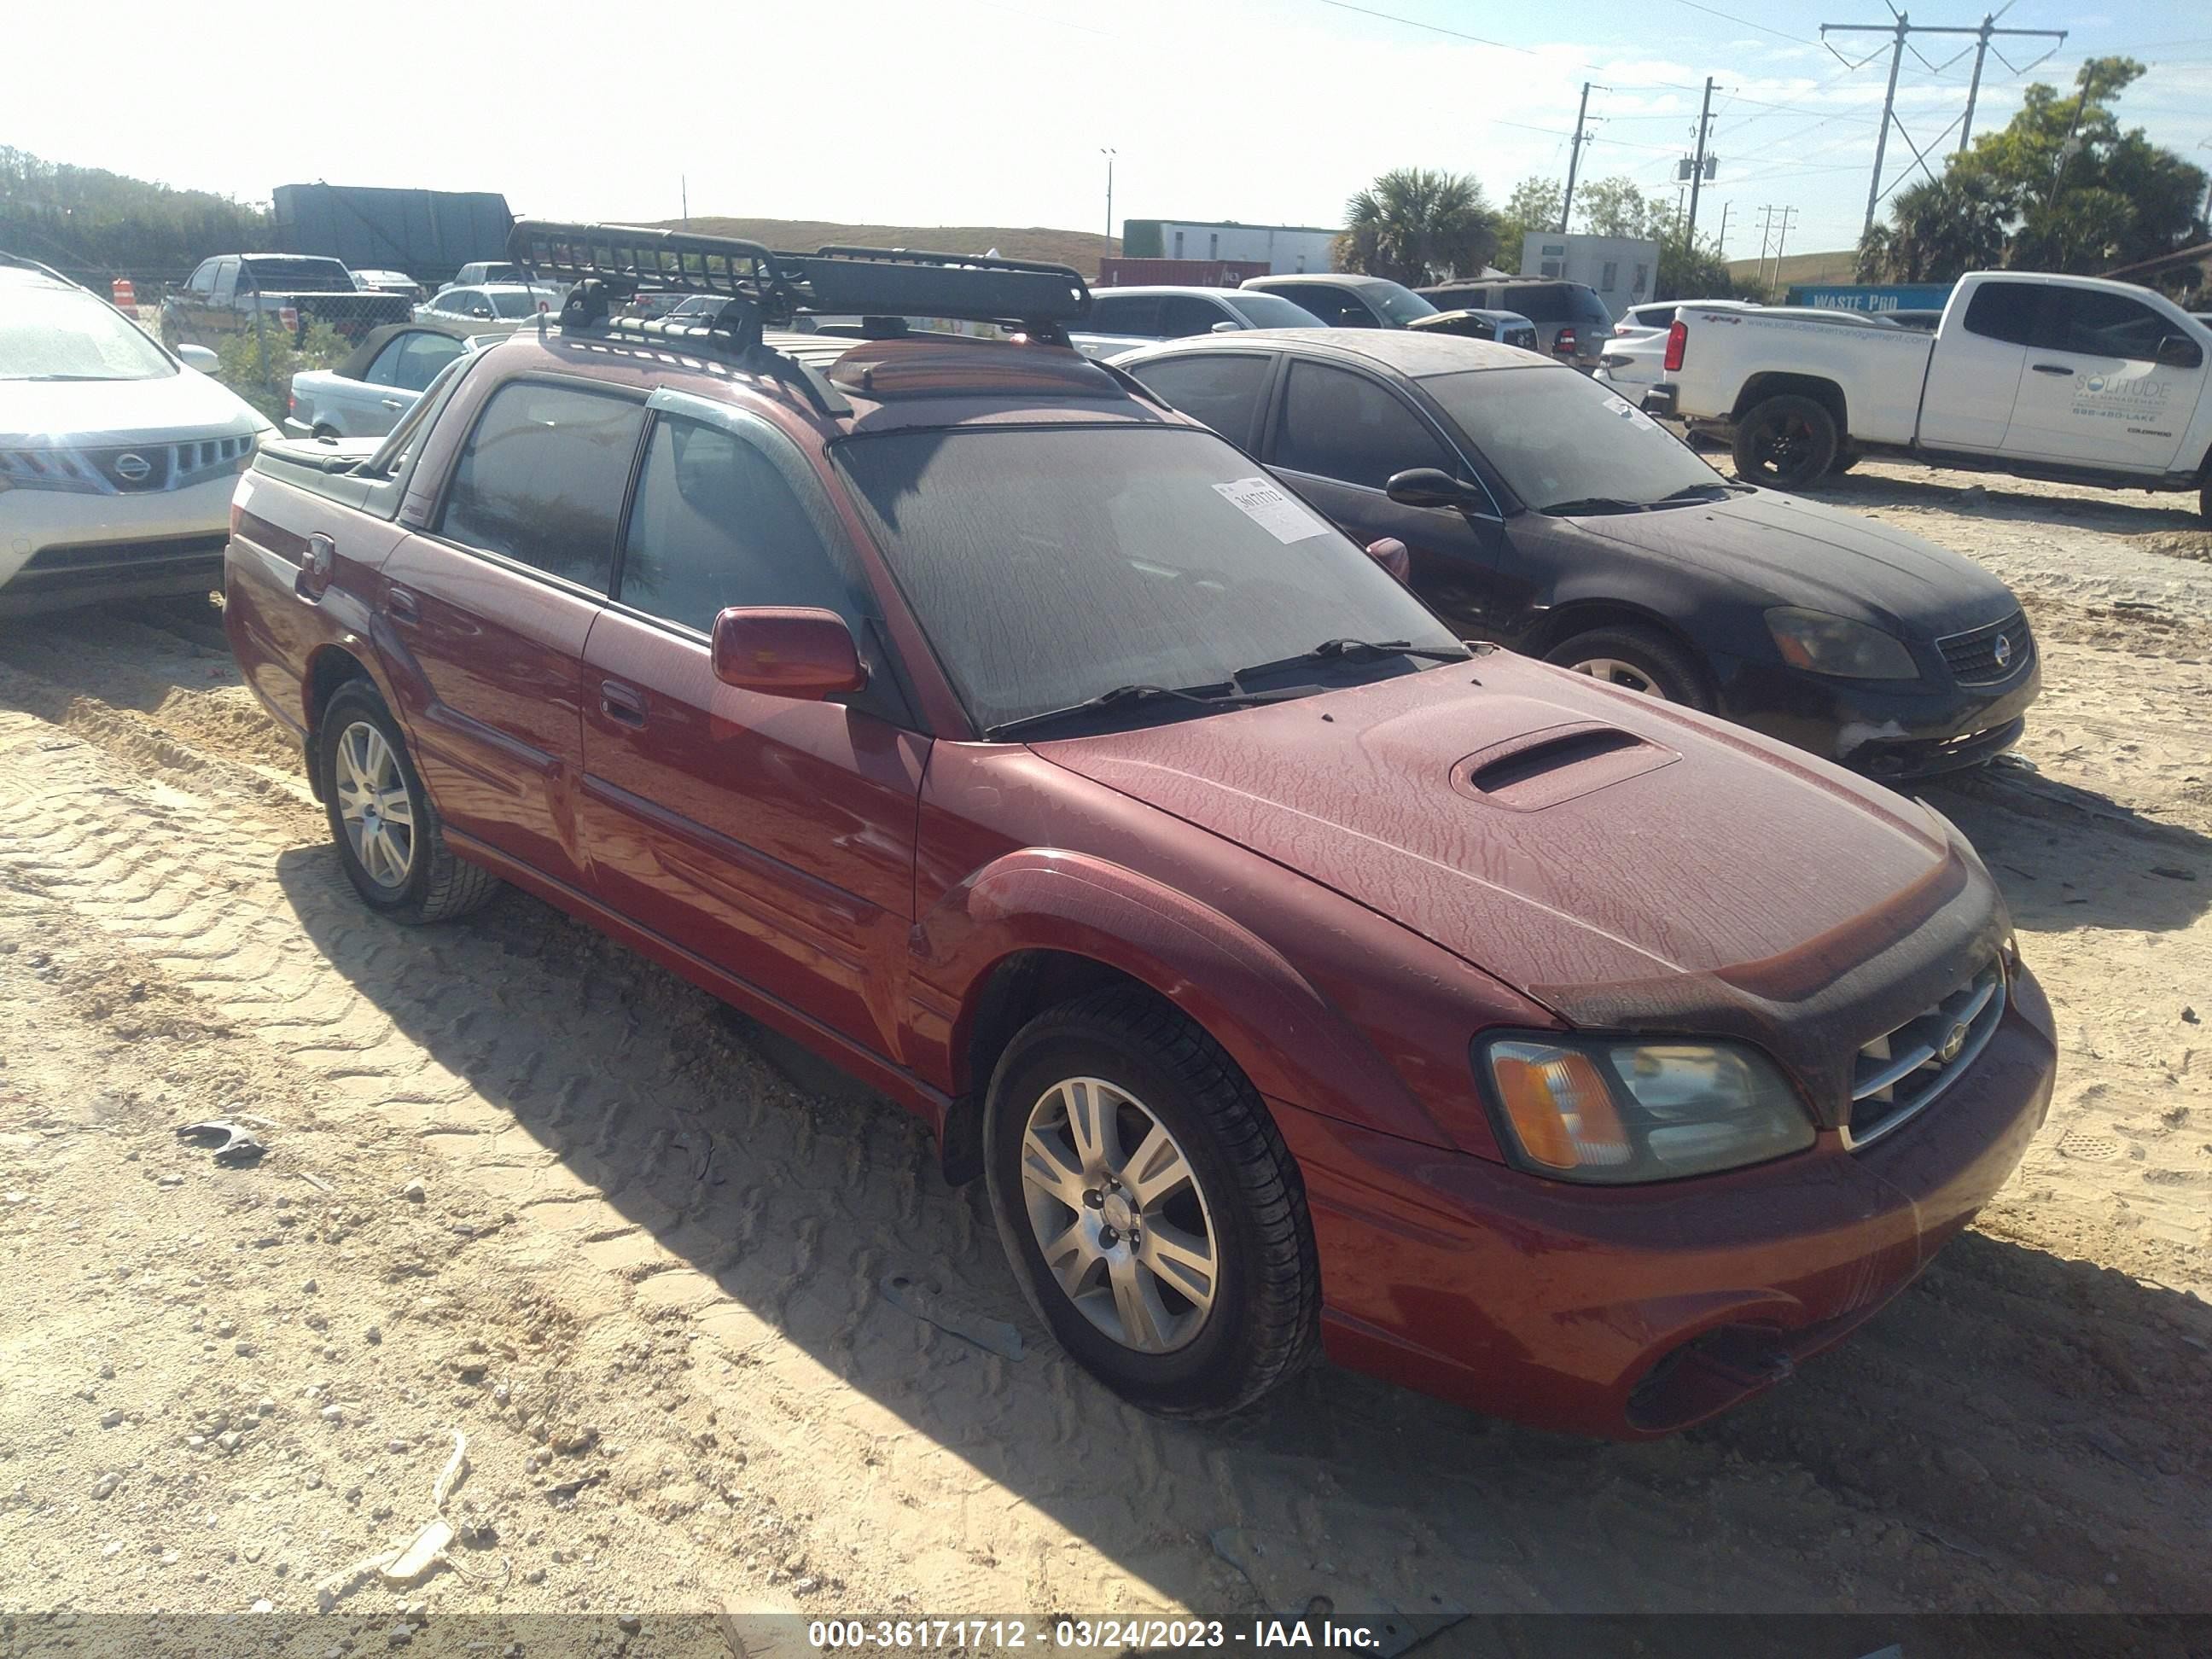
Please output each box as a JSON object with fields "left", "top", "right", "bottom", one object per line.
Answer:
{"left": 506, "top": 220, "right": 1091, "bottom": 334}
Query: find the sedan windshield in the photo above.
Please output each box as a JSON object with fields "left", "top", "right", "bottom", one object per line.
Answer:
{"left": 1, "top": 287, "right": 176, "bottom": 381}
{"left": 488, "top": 289, "right": 550, "bottom": 318}
{"left": 836, "top": 426, "right": 1464, "bottom": 735}
{"left": 1368, "top": 282, "right": 1439, "bottom": 325}
{"left": 1420, "top": 366, "right": 1726, "bottom": 513}
{"left": 1223, "top": 292, "right": 1325, "bottom": 329}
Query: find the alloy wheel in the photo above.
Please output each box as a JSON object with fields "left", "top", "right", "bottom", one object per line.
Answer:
{"left": 1567, "top": 656, "right": 1667, "bottom": 698}
{"left": 1019, "top": 1076, "right": 1219, "bottom": 1354}
{"left": 333, "top": 719, "right": 416, "bottom": 888}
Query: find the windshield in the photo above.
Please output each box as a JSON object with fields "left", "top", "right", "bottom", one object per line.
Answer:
{"left": 242, "top": 257, "right": 354, "bottom": 294}
{"left": 1223, "top": 292, "right": 1325, "bottom": 329}
{"left": 1, "top": 286, "right": 176, "bottom": 381}
{"left": 1421, "top": 366, "right": 1726, "bottom": 513}
{"left": 488, "top": 289, "right": 549, "bottom": 319}
{"left": 1368, "top": 282, "right": 1438, "bottom": 324}
{"left": 836, "top": 426, "right": 1463, "bottom": 735}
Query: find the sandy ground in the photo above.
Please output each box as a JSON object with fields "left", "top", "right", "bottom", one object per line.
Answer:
{"left": 0, "top": 459, "right": 2207, "bottom": 1640}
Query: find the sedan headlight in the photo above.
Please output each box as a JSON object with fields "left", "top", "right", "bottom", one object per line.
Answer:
{"left": 1477, "top": 1034, "right": 1813, "bottom": 1183}
{"left": 0, "top": 452, "right": 105, "bottom": 496}
{"left": 1765, "top": 608, "right": 1918, "bottom": 679}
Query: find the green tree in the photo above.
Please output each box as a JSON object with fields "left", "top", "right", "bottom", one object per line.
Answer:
{"left": 0, "top": 147, "right": 270, "bottom": 289}
{"left": 1855, "top": 173, "right": 2008, "bottom": 282}
{"left": 1574, "top": 176, "right": 1662, "bottom": 240}
{"left": 1336, "top": 168, "right": 1499, "bottom": 287}
{"left": 1494, "top": 176, "right": 1565, "bottom": 267}
{"left": 1855, "top": 57, "right": 2206, "bottom": 280}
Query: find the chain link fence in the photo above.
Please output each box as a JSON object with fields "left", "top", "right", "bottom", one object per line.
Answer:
{"left": 114, "top": 278, "right": 412, "bottom": 427}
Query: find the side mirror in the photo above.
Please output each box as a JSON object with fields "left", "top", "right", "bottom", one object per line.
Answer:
{"left": 711, "top": 606, "right": 867, "bottom": 700}
{"left": 175, "top": 343, "right": 219, "bottom": 372}
{"left": 2154, "top": 333, "right": 2203, "bottom": 369}
{"left": 1364, "top": 537, "right": 1411, "bottom": 582}
{"left": 470, "top": 306, "right": 493, "bottom": 319}
{"left": 1385, "top": 467, "right": 1481, "bottom": 511}
{"left": 1209, "top": 318, "right": 1242, "bottom": 334}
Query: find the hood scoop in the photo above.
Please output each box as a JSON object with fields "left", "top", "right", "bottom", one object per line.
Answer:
{"left": 1452, "top": 720, "right": 1676, "bottom": 811}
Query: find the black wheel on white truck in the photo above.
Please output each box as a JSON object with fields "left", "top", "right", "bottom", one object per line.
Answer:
{"left": 1732, "top": 394, "right": 1839, "bottom": 489}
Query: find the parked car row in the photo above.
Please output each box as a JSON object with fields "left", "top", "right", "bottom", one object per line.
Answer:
{"left": 1070, "top": 279, "right": 1543, "bottom": 361}
{"left": 216, "top": 224, "right": 2058, "bottom": 1441}
{"left": 160, "top": 253, "right": 415, "bottom": 348}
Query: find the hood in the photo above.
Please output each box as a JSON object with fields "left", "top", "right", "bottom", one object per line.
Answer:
{"left": 1038, "top": 652, "right": 2006, "bottom": 1117}
{"left": 0, "top": 368, "right": 265, "bottom": 449}
{"left": 1568, "top": 487, "right": 2017, "bottom": 637}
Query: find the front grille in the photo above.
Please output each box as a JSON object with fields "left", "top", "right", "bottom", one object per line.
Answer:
{"left": 1937, "top": 610, "right": 2033, "bottom": 685}
{"left": 1847, "top": 960, "right": 2005, "bottom": 1148}
{"left": 84, "top": 444, "right": 172, "bottom": 492}
{"left": 0, "top": 434, "right": 251, "bottom": 497}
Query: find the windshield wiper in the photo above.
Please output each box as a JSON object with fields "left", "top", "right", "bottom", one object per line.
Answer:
{"left": 1231, "top": 637, "right": 1470, "bottom": 681}
{"left": 982, "top": 681, "right": 1284, "bottom": 742}
{"left": 1541, "top": 496, "right": 1650, "bottom": 517}
{"left": 1655, "top": 481, "right": 1747, "bottom": 504}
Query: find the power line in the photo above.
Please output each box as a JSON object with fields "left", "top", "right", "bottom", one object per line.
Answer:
{"left": 1663, "top": 0, "right": 1809, "bottom": 44}
{"left": 1820, "top": 10, "right": 2068, "bottom": 236}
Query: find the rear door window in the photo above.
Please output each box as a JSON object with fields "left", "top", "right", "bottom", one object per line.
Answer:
{"left": 393, "top": 331, "right": 464, "bottom": 391}
{"left": 1272, "top": 359, "right": 1456, "bottom": 490}
{"left": 1159, "top": 294, "right": 1233, "bottom": 338}
{"left": 617, "top": 412, "right": 862, "bottom": 634}
{"left": 1282, "top": 286, "right": 1377, "bottom": 328}
{"left": 1090, "top": 294, "right": 1162, "bottom": 335}
{"left": 1128, "top": 353, "right": 1272, "bottom": 447}
{"left": 438, "top": 380, "right": 648, "bottom": 594}
{"left": 362, "top": 335, "right": 412, "bottom": 387}
{"left": 2034, "top": 288, "right": 2172, "bottom": 362}
{"left": 1961, "top": 282, "right": 2040, "bottom": 346}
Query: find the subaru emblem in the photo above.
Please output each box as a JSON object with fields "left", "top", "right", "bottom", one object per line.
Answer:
{"left": 1939, "top": 1022, "right": 1970, "bottom": 1064}
{"left": 114, "top": 451, "right": 152, "bottom": 482}
{"left": 1991, "top": 632, "right": 2011, "bottom": 669}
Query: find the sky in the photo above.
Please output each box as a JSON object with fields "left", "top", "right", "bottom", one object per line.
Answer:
{"left": 9, "top": 0, "right": 2210, "bottom": 260}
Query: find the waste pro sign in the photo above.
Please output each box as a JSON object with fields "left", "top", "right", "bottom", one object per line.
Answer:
{"left": 1787, "top": 282, "right": 1954, "bottom": 313}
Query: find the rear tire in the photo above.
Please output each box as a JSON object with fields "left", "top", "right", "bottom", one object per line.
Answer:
{"left": 1732, "top": 394, "right": 1839, "bottom": 489}
{"left": 317, "top": 680, "right": 498, "bottom": 924}
{"left": 983, "top": 987, "right": 1320, "bottom": 1418}
{"left": 1543, "top": 623, "right": 1713, "bottom": 710}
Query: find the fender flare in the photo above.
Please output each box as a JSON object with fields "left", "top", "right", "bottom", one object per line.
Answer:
{"left": 911, "top": 848, "right": 1444, "bottom": 1148}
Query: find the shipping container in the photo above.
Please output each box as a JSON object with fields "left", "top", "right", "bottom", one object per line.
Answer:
{"left": 271, "top": 185, "right": 515, "bottom": 288}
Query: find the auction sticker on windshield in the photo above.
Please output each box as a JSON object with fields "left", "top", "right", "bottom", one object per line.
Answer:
{"left": 1214, "top": 476, "right": 1328, "bottom": 544}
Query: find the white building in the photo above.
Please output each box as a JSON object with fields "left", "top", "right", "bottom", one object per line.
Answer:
{"left": 1121, "top": 219, "right": 1342, "bottom": 275}
{"left": 1520, "top": 233, "right": 1662, "bottom": 311}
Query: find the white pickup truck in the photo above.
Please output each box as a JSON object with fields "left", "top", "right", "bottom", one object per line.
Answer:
{"left": 1649, "top": 271, "right": 2212, "bottom": 518}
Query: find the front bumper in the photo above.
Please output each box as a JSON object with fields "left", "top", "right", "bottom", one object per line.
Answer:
{"left": 1714, "top": 649, "right": 2042, "bottom": 780}
{"left": 1276, "top": 964, "right": 2056, "bottom": 1438}
{"left": 0, "top": 471, "right": 236, "bottom": 616}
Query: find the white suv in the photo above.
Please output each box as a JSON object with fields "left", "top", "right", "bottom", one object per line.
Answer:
{"left": 0, "top": 259, "right": 271, "bottom": 616}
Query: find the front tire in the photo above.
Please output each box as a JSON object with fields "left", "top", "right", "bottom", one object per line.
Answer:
{"left": 1732, "top": 394, "right": 1839, "bottom": 489}
{"left": 317, "top": 680, "right": 498, "bottom": 924}
{"left": 983, "top": 987, "right": 1320, "bottom": 1418}
{"left": 1543, "top": 623, "right": 1713, "bottom": 709}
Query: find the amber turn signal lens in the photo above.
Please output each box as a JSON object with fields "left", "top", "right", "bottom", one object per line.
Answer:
{"left": 1490, "top": 1045, "right": 1630, "bottom": 1172}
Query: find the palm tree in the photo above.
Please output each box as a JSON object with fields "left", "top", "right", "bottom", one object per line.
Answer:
{"left": 1337, "top": 169, "right": 1499, "bottom": 288}
{"left": 1856, "top": 173, "right": 2008, "bottom": 283}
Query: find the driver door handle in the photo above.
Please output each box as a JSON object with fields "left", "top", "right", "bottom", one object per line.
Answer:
{"left": 2030, "top": 363, "right": 2074, "bottom": 375}
{"left": 385, "top": 585, "right": 420, "bottom": 624}
{"left": 599, "top": 680, "right": 648, "bottom": 728}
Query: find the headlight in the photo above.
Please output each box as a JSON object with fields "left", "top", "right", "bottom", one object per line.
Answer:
{"left": 1765, "top": 607, "right": 1918, "bottom": 679}
{"left": 1477, "top": 1033, "right": 1813, "bottom": 1183}
{"left": 0, "top": 453, "right": 104, "bottom": 496}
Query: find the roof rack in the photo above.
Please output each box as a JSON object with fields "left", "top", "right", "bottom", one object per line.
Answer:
{"left": 506, "top": 220, "right": 1091, "bottom": 336}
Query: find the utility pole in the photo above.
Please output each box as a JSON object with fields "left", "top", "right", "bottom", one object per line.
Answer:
{"left": 680, "top": 175, "right": 689, "bottom": 227}
{"left": 2046, "top": 77, "right": 2093, "bottom": 210}
{"left": 1100, "top": 148, "right": 1117, "bottom": 243}
{"left": 1560, "top": 82, "right": 1596, "bottom": 233}
{"left": 1771, "top": 205, "right": 1799, "bottom": 289}
{"left": 1685, "top": 77, "right": 1716, "bottom": 250}
{"left": 1823, "top": 10, "right": 2067, "bottom": 236}
{"left": 1717, "top": 200, "right": 1732, "bottom": 258}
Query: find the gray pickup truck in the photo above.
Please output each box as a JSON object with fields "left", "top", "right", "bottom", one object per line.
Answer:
{"left": 160, "top": 254, "right": 410, "bottom": 350}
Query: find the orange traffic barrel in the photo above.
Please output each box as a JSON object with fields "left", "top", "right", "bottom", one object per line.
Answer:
{"left": 112, "top": 277, "right": 137, "bottom": 309}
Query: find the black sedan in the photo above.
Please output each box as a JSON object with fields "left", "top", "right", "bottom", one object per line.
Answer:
{"left": 1115, "top": 330, "right": 2040, "bottom": 780}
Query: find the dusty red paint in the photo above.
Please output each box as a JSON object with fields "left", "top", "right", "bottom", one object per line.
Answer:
{"left": 224, "top": 327, "right": 2058, "bottom": 1436}
{"left": 709, "top": 606, "right": 868, "bottom": 699}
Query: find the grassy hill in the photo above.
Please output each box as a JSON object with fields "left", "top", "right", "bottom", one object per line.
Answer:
{"left": 1726, "top": 247, "right": 1858, "bottom": 289}
{"left": 652, "top": 217, "right": 1118, "bottom": 274}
